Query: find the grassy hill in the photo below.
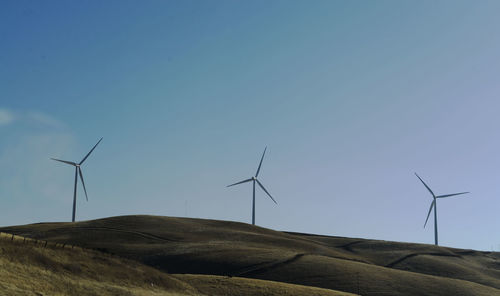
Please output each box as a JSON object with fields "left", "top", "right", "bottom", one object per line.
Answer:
{"left": 0, "top": 232, "right": 195, "bottom": 295}
{"left": 1, "top": 215, "right": 499, "bottom": 296}
{"left": 0, "top": 232, "right": 352, "bottom": 296}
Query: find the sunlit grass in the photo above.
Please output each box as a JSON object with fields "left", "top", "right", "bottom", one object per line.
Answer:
{"left": 0, "top": 232, "right": 196, "bottom": 296}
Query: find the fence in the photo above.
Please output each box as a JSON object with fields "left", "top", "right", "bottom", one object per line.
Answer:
{"left": 0, "top": 231, "right": 97, "bottom": 254}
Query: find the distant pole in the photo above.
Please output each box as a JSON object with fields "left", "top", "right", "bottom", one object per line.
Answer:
{"left": 185, "top": 200, "right": 188, "bottom": 217}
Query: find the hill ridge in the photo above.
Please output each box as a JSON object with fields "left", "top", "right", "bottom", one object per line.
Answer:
{"left": 2, "top": 215, "right": 499, "bottom": 296}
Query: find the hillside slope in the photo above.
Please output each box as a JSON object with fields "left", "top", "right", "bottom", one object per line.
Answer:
{"left": 2, "top": 215, "right": 499, "bottom": 296}
{"left": 0, "top": 232, "right": 352, "bottom": 296}
{"left": 0, "top": 233, "right": 195, "bottom": 296}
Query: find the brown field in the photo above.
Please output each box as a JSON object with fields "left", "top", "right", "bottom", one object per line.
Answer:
{"left": 0, "top": 232, "right": 195, "bottom": 296}
{"left": 1, "top": 215, "right": 499, "bottom": 295}
{"left": 0, "top": 231, "right": 352, "bottom": 296}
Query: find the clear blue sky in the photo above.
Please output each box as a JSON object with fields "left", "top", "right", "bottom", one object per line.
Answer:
{"left": 1, "top": 1, "right": 500, "bottom": 251}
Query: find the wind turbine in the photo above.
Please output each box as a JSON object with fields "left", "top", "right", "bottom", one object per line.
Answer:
{"left": 227, "top": 147, "right": 277, "bottom": 225}
{"left": 415, "top": 173, "right": 469, "bottom": 246}
{"left": 51, "top": 138, "right": 103, "bottom": 222}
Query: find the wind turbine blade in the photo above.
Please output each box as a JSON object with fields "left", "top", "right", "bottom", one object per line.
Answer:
{"left": 79, "top": 138, "right": 103, "bottom": 165}
{"left": 78, "top": 167, "right": 88, "bottom": 201}
{"left": 256, "top": 179, "right": 277, "bottom": 204}
{"left": 227, "top": 178, "right": 253, "bottom": 187}
{"left": 415, "top": 173, "right": 435, "bottom": 197}
{"left": 437, "top": 192, "right": 469, "bottom": 198}
{"left": 255, "top": 147, "right": 267, "bottom": 177}
{"left": 50, "top": 158, "right": 76, "bottom": 166}
{"left": 424, "top": 200, "right": 435, "bottom": 228}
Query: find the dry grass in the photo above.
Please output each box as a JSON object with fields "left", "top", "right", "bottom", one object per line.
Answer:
{"left": 0, "top": 233, "right": 196, "bottom": 296}
{"left": 2, "top": 215, "right": 500, "bottom": 296}
{"left": 173, "top": 274, "right": 354, "bottom": 296}
{"left": 0, "top": 232, "right": 352, "bottom": 296}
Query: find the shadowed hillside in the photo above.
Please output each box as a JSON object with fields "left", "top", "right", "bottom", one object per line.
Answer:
{"left": 0, "top": 232, "right": 352, "bottom": 296}
{"left": 2, "top": 215, "right": 499, "bottom": 296}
